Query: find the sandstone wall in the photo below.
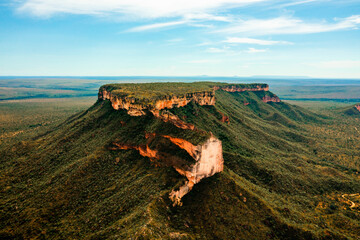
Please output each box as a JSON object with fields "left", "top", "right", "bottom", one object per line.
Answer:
{"left": 98, "top": 88, "right": 215, "bottom": 116}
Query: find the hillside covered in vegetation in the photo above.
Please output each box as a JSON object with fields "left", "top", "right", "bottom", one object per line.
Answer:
{"left": 1, "top": 82, "right": 360, "bottom": 239}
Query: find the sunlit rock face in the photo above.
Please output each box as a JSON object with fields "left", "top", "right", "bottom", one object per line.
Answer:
{"left": 355, "top": 104, "right": 360, "bottom": 113}
{"left": 98, "top": 88, "right": 215, "bottom": 117}
{"left": 110, "top": 134, "right": 224, "bottom": 206}
{"left": 167, "top": 135, "right": 224, "bottom": 206}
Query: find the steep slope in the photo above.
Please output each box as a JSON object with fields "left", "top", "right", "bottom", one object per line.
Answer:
{"left": 342, "top": 103, "right": 360, "bottom": 116}
{"left": 1, "top": 82, "right": 359, "bottom": 239}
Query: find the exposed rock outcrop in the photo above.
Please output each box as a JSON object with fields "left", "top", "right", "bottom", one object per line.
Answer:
{"left": 262, "top": 95, "right": 281, "bottom": 103}
{"left": 110, "top": 133, "right": 223, "bottom": 206}
{"left": 165, "top": 134, "right": 224, "bottom": 206}
{"left": 218, "top": 110, "right": 230, "bottom": 124}
{"left": 355, "top": 104, "right": 360, "bottom": 113}
{"left": 99, "top": 88, "right": 215, "bottom": 117}
{"left": 215, "top": 84, "right": 269, "bottom": 92}
{"left": 151, "top": 110, "right": 196, "bottom": 130}
{"left": 98, "top": 83, "right": 277, "bottom": 117}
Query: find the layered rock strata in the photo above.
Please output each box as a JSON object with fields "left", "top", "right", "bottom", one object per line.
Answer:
{"left": 98, "top": 83, "right": 278, "bottom": 117}
{"left": 110, "top": 133, "right": 223, "bottom": 206}
{"left": 99, "top": 88, "right": 215, "bottom": 117}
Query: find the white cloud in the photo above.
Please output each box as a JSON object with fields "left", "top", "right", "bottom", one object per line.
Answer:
{"left": 309, "top": 60, "right": 360, "bottom": 68}
{"left": 206, "top": 47, "right": 230, "bottom": 53}
{"left": 127, "top": 21, "right": 186, "bottom": 32}
{"left": 246, "top": 48, "right": 267, "bottom": 53}
{"left": 183, "top": 13, "right": 233, "bottom": 22}
{"left": 18, "top": 0, "right": 265, "bottom": 18}
{"left": 185, "top": 59, "right": 221, "bottom": 64}
{"left": 218, "top": 15, "right": 360, "bottom": 35}
{"left": 224, "top": 37, "right": 292, "bottom": 45}
{"left": 278, "top": 0, "right": 319, "bottom": 8}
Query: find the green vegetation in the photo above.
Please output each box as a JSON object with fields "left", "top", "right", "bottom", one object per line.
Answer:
{"left": 101, "top": 82, "right": 268, "bottom": 106}
{"left": 0, "top": 97, "right": 96, "bottom": 148}
{"left": 1, "top": 83, "right": 360, "bottom": 239}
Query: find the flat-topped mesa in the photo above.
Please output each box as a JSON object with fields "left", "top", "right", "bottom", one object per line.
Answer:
{"left": 98, "top": 84, "right": 215, "bottom": 116}
{"left": 98, "top": 82, "right": 274, "bottom": 116}
{"left": 100, "top": 82, "right": 277, "bottom": 206}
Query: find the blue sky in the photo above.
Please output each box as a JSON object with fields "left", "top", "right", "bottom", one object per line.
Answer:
{"left": 0, "top": 0, "right": 359, "bottom": 78}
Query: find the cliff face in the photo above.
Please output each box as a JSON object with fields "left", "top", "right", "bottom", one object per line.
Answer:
{"left": 166, "top": 135, "right": 224, "bottom": 206}
{"left": 110, "top": 133, "right": 223, "bottom": 206}
{"left": 99, "top": 88, "right": 215, "bottom": 117}
{"left": 216, "top": 84, "right": 269, "bottom": 92}
{"left": 98, "top": 83, "right": 277, "bottom": 116}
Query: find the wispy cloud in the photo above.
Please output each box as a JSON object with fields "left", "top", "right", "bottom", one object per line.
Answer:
{"left": 224, "top": 37, "right": 292, "bottom": 45}
{"left": 183, "top": 13, "right": 233, "bottom": 22}
{"left": 127, "top": 21, "right": 186, "bottom": 32}
{"left": 206, "top": 47, "right": 230, "bottom": 53}
{"left": 278, "top": 0, "right": 320, "bottom": 8}
{"left": 218, "top": 15, "right": 360, "bottom": 35}
{"left": 18, "top": 0, "right": 266, "bottom": 18}
{"left": 246, "top": 48, "right": 267, "bottom": 53}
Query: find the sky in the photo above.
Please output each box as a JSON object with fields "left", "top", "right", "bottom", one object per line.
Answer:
{"left": 0, "top": 0, "right": 359, "bottom": 78}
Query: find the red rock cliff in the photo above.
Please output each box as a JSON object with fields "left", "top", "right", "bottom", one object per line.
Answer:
{"left": 262, "top": 95, "right": 281, "bottom": 103}
{"left": 98, "top": 83, "right": 278, "bottom": 116}
{"left": 110, "top": 133, "right": 223, "bottom": 206}
{"left": 99, "top": 88, "right": 215, "bottom": 116}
